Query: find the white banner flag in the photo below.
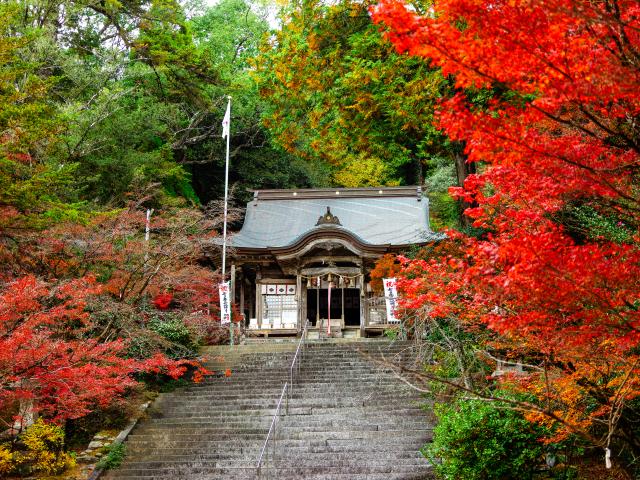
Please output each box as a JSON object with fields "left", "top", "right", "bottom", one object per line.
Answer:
{"left": 219, "top": 281, "right": 231, "bottom": 325}
{"left": 383, "top": 277, "right": 400, "bottom": 323}
{"left": 221, "top": 98, "right": 231, "bottom": 139}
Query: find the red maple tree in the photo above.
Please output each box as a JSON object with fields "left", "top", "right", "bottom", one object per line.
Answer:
{"left": 0, "top": 275, "right": 206, "bottom": 426}
{"left": 372, "top": 0, "right": 640, "bottom": 462}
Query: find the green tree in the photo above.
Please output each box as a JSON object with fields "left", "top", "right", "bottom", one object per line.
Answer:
{"left": 182, "top": 0, "right": 328, "bottom": 203}
{"left": 254, "top": 0, "right": 450, "bottom": 187}
{"left": 0, "top": 2, "right": 84, "bottom": 231}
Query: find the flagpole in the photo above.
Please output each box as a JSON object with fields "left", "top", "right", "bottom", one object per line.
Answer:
{"left": 221, "top": 96, "right": 233, "bottom": 346}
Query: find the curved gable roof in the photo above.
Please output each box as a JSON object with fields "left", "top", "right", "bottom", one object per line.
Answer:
{"left": 230, "top": 187, "right": 443, "bottom": 250}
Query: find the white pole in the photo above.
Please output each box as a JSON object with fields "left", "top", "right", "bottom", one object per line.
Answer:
{"left": 145, "top": 208, "right": 153, "bottom": 242}
{"left": 144, "top": 208, "right": 154, "bottom": 264}
{"left": 221, "top": 96, "right": 233, "bottom": 346}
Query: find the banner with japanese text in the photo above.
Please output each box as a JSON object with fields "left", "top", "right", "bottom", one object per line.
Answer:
{"left": 219, "top": 282, "right": 231, "bottom": 324}
{"left": 383, "top": 277, "right": 400, "bottom": 323}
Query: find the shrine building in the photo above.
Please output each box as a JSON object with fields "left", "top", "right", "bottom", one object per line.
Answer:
{"left": 227, "top": 186, "right": 442, "bottom": 338}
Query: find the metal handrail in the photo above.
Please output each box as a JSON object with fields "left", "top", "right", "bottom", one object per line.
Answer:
{"left": 289, "top": 319, "right": 309, "bottom": 403}
{"left": 256, "top": 320, "right": 310, "bottom": 478}
{"left": 257, "top": 382, "right": 288, "bottom": 479}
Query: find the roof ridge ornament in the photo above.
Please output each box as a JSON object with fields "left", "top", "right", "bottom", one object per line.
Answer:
{"left": 316, "top": 207, "right": 341, "bottom": 226}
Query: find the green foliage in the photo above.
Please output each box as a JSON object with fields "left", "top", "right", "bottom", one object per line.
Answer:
{"left": 2, "top": 0, "right": 326, "bottom": 215}
{"left": 125, "top": 309, "right": 198, "bottom": 361}
{"left": 185, "top": 0, "right": 327, "bottom": 203}
{"left": 148, "top": 315, "right": 196, "bottom": 350}
{"left": 0, "top": 2, "right": 85, "bottom": 228}
{"left": 192, "top": 0, "right": 268, "bottom": 76}
{"left": 426, "top": 398, "right": 548, "bottom": 480}
{"left": 254, "top": 0, "right": 453, "bottom": 186}
{"left": 425, "top": 155, "right": 460, "bottom": 229}
{"left": 384, "top": 327, "right": 399, "bottom": 340}
{"left": 558, "top": 203, "right": 634, "bottom": 244}
{"left": 425, "top": 397, "right": 580, "bottom": 480}
{"left": 97, "top": 442, "right": 127, "bottom": 470}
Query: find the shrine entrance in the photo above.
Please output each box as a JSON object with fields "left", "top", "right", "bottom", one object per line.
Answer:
{"left": 307, "top": 288, "right": 361, "bottom": 327}
{"left": 223, "top": 186, "right": 442, "bottom": 337}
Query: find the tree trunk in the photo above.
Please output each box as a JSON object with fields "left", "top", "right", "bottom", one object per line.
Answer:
{"left": 453, "top": 141, "right": 477, "bottom": 229}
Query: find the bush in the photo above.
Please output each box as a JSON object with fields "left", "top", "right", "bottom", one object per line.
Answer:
{"left": 0, "top": 446, "right": 12, "bottom": 475}
{"left": 0, "top": 419, "right": 76, "bottom": 476}
{"left": 97, "top": 442, "right": 126, "bottom": 470}
{"left": 126, "top": 310, "right": 198, "bottom": 360}
{"left": 426, "top": 398, "right": 548, "bottom": 480}
{"left": 148, "top": 315, "right": 194, "bottom": 349}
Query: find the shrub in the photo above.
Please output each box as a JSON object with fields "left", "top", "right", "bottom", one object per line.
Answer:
{"left": 425, "top": 398, "right": 548, "bottom": 480}
{"left": 148, "top": 315, "right": 194, "bottom": 349}
{"left": 0, "top": 446, "right": 12, "bottom": 475}
{"left": 97, "top": 442, "right": 126, "bottom": 470}
{"left": 127, "top": 311, "right": 198, "bottom": 360}
{"left": 1, "top": 419, "right": 76, "bottom": 476}
{"left": 152, "top": 292, "right": 173, "bottom": 310}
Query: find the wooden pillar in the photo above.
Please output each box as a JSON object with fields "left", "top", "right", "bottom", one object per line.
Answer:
{"left": 360, "top": 272, "right": 367, "bottom": 336}
{"left": 249, "top": 284, "right": 258, "bottom": 318}
{"left": 256, "top": 283, "right": 262, "bottom": 328}
{"left": 341, "top": 285, "right": 345, "bottom": 328}
{"left": 239, "top": 277, "right": 245, "bottom": 322}
{"left": 296, "top": 273, "right": 302, "bottom": 333}
{"left": 316, "top": 286, "right": 320, "bottom": 326}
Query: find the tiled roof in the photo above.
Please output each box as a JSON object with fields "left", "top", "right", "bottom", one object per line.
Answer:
{"left": 229, "top": 187, "right": 443, "bottom": 249}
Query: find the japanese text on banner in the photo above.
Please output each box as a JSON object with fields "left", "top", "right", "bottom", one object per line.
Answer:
{"left": 383, "top": 278, "right": 400, "bottom": 323}
{"left": 219, "top": 282, "right": 231, "bottom": 325}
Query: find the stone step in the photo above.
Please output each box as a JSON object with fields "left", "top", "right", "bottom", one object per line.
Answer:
{"left": 202, "top": 347, "right": 413, "bottom": 357}
{"left": 105, "top": 340, "right": 433, "bottom": 480}
{"left": 124, "top": 438, "right": 430, "bottom": 453}
{"left": 127, "top": 428, "right": 429, "bottom": 440}
{"left": 124, "top": 436, "right": 429, "bottom": 451}
{"left": 149, "top": 404, "right": 426, "bottom": 415}
{"left": 114, "top": 450, "right": 426, "bottom": 461}
{"left": 176, "top": 382, "right": 418, "bottom": 393}
{"left": 204, "top": 356, "right": 412, "bottom": 366}
{"left": 106, "top": 471, "right": 433, "bottom": 480}
{"left": 203, "top": 354, "right": 414, "bottom": 365}
{"left": 157, "top": 392, "right": 423, "bottom": 406}
{"left": 196, "top": 368, "right": 408, "bottom": 378}
{"left": 105, "top": 464, "right": 433, "bottom": 476}
{"left": 118, "top": 455, "right": 430, "bottom": 468}
{"left": 137, "top": 418, "right": 429, "bottom": 428}
{"left": 154, "top": 400, "right": 425, "bottom": 411}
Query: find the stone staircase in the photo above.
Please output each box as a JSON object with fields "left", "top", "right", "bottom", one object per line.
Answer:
{"left": 103, "top": 340, "right": 434, "bottom": 480}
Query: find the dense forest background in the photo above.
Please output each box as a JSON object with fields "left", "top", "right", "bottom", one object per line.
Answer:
{"left": 0, "top": 0, "right": 462, "bottom": 222}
